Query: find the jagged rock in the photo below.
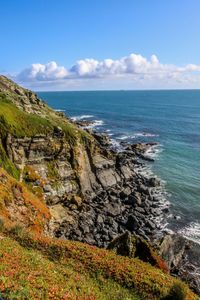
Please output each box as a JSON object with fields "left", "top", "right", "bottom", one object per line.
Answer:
{"left": 159, "top": 234, "right": 190, "bottom": 270}
{"left": 135, "top": 206, "right": 146, "bottom": 214}
{"left": 137, "top": 184, "right": 150, "bottom": 195}
{"left": 93, "top": 132, "right": 111, "bottom": 147}
{"left": 105, "top": 203, "right": 121, "bottom": 217}
{"left": 107, "top": 231, "right": 168, "bottom": 272}
{"left": 159, "top": 234, "right": 200, "bottom": 295}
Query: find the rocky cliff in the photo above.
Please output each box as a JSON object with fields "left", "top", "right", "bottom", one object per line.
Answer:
{"left": 0, "top": 75, "right": 169, "bottom": 249}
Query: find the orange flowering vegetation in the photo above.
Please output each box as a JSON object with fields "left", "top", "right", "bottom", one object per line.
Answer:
{"left": 0, "top": 167, "right": 50, "bottom": 233}
{"left": 7, "top": 229, "right": 199, "bottom": 300}
{"left": 0, "top": 237, "right": 139, "bottom": 300}
{"left": 0, "top": 170, "right": 198, "bottom": 299}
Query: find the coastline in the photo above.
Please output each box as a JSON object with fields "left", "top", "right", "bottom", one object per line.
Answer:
{"left": 42, "top": 89, "right": 200, "bottom": 245}
{"left": 72, "top": 116, "right": 200, "bottom": 295}
{"left": 0, "top": 72, "right": 199, "bottom": 295}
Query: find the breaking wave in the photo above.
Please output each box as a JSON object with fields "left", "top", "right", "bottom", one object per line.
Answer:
{"left": 118, "top": 132, "right": 159, "bottom": 140}
{"left": 71, "top": 115, "right": 94, "bottom": 121}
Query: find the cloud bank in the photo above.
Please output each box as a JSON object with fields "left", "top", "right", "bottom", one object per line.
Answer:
{"left": 15, "top": 53, "right": 200, "bottom": 90}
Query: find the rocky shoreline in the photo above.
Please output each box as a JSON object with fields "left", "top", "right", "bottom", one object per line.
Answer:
{"left": 64, "top": 119, "right": 171, "bottom": 247}
{"left": 73, "top": 119, "right": 200, "bottom": 295}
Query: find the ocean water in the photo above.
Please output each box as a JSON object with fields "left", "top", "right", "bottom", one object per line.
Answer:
{"left": 38, "top": 90, "right": 200, "bottom": 243}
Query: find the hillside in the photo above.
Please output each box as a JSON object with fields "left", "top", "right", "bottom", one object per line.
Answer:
{"left": 0, "top": 75, "right": 199, "bottom": 299}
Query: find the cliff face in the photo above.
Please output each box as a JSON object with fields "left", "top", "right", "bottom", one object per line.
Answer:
{"left": 0, "top": 76, "right": 167, "bottom": 248}
{"left": 4, "top": 122, "right": 137, "bottom": 247}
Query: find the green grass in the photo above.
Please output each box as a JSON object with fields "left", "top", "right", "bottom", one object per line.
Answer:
{"left": 0, "top": 92, "right": 92, "bottom": 142}
{"left": 0, "top": 142, "right": 20, "bottom": 179}
{"left": 0, "top": 93, "right": 53, "bottom": 138}
{"left": 0, "top": 92, "right": 94, "bottom": 179}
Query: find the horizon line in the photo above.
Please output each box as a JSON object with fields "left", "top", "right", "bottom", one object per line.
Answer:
{"left": 36, "top": 88, "right": 200, "bottom": 93}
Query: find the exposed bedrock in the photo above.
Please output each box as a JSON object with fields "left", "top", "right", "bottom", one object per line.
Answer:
{"left": 5, "top": 129, "right": 167, "bottom": 248}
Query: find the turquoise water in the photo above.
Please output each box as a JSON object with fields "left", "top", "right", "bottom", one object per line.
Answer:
{"left": 38, "top": 90, "right": 200, "bottom": 242}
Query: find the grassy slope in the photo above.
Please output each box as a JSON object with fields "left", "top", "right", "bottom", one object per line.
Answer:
{"left": 0, "top": 92, "right": 91, "bottom": 140}
{"left": 0, "top": 226, "right": 197, "bottom": 300}
{"left": 0, "top": 227, "right": 196, "bottom": 300}
{"left": 0, "top": 237, "right": 139, "bottom": 300}
{"left": 0, "top": 92, "right": 92, "bottom": 179}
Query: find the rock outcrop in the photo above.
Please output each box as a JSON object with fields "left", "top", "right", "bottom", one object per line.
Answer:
{"left": 107, "top": 231, "right": 168, "bottom": 273}
{"left": 6, "top": 130, "right": 167, "bottom": 247}
{"left": 159, "top": 234, "right": 200, "bottom": 295}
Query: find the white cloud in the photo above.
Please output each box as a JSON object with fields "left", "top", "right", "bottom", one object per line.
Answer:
{"left": 15, "top": 53, "right": 200, "bottom": 90}
{"left": 17, "top": 61, "right": 68, "bottom": 81}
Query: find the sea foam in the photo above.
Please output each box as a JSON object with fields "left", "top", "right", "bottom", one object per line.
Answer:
{"left": 55, "top": 109, "right": 66, "bottom": 112}
{"left": 118, "top": 132, "right": 159, "bottom": 140}
{"left": 178, "top": 222, "right": 200, "bottom": 244}
{"left": 71, "top": 115, "right": 94, "bottom": 121}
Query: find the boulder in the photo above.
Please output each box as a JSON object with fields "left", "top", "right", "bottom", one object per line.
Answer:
{"left": 159, "top": 234, "right": 200, "bottom": 295}
{"left": 107, "top": 232, "right": 168, "bottom": 273}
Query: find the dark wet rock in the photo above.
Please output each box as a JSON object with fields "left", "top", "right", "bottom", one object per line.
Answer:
{"left": 93, "top": 132, "right": 111, "bottom": 147}
{"left": 126, "top": 215, "right": 139, "bottom": 231}
{"left": 162, "top": 207, "right": 170, "bottom": 213}
{"left": 126, "top": 142, "right": 158, "bottom": 158}
{"left": 74, "top": 120, "right": 94, "bottom": 127}
{"left": 149, "top": 177, "right": 160, "bottom": 187}
{"left": 135, "top": 206, "right": 146, "bottom": 214}
{"left": 133, "top": 192, "right": 142, "bottom": 206}
{"left": 146, "top": 220, "right": 156, "bottom": 230}
{"left": 137, "top": 184, "right": 150, "bottom": 195}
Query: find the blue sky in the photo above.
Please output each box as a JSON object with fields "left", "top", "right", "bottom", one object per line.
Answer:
{"left": 1, "top": 0, "right": 200, "bottom": 90}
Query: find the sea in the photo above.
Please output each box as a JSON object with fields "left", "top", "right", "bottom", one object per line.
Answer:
{"left": 38, "top": 90, "right": 200, "bottom": 244}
